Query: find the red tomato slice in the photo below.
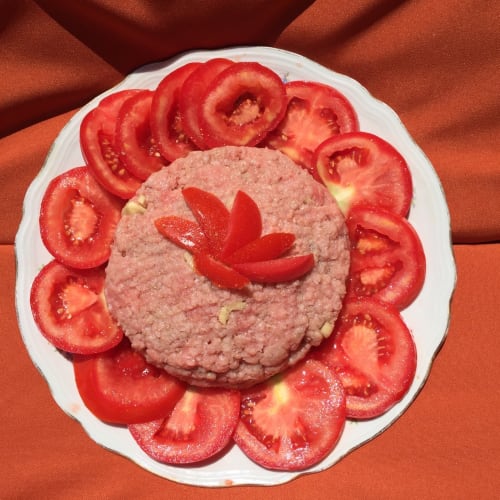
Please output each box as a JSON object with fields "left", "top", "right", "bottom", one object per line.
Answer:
{"left": 199, "top": 61, "right": 287, "bottom": 147}
{"left": 30, "top": 260, "right": 123, "bottom": 354}
{"left": 234, "top": 359, "right": 346, "bottom": 471}
{"left": 154, "top": 216, "right": 209, "bottom": 254}
{"left": 220, "top": 190, "right": 262, "bottom": 259}
{"left": 193, "top": 252, "right": 250, "bottom": 290}
{"left": 80, "top": 90, "right": 143, "bottom": 199}
{"left": 264, "top": 81, "right": 359, "bottom": 177}
{"left": 182, "top": 187, "right": 230, "bottom": 256}
{"left": 223, "top": 233, "right": 296, "bottom": 265}
{"left": 315, "top": 131, "right": 413, "bottom": 217}
{"left": 346, "top": 206, "right": 426, "bottom": 309}
{"left": 116, "top": 89, "right": 167, "bottom": 180}
{"left": 39, "top": 166, "right": 123, "bottom": 269}
{"left": 129, "top": 387, "right": 240, "bottom": 464}
{"left": 232, "top": 254, "right": 315, "bottom": 283}
{"left": 73, "top": 338, "right": 185, "bottom": 425}
{"left": 179, "top": 58, "right": 234, "bottom": 149}
{"left": 150, "top": 62, "right": 201, "bottom": 162}
{"left": 313, "top": 298, "right": 417, "bottom": 419}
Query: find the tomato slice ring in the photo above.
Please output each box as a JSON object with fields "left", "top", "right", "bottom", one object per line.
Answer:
{"left": 39, "top": 166, "right": 123, "bottom": 269}
{"left": 346, "top": 206, "right": 426, "bottom": 309}
{"left": 150, "top": 62, "right": 201, "bottom": 162}
{"left": 128, "top": 387, "right": 240, "bottom": 464}
{"left": 178, "top": 58, "right": 234, "bottom": 149}
{"left": 30, "top": 260, "right": 123, "bottom": 354}
{"left": 199, "top": 61, "right": 287, "bottom": 147}
{"left": 234, "top": 359, "right": 346, "bottom": 471}
{"left": 315, "top": 131, "right": 413, "bottom": 217}
{"left": 73, "top": 338, "right": 186, "bottom": 425}
{"left": 116, "top": 89, "right": 167, "bottom": 180}
{"left": 313, "top": 298, "right": 417, "bottom": 419}
{"left": 80, "top": 90, "right": 143, "bottom": 199}
{"left": 264, "top": 80, "right": 359, "bottom": 177}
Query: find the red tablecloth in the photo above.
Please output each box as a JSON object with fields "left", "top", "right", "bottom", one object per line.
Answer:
{"left": 2, "top": 1, "right": 499, "bottom": 498}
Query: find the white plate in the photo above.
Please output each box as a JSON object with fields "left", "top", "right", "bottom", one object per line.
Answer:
{"left": 15, "top": 46, "right": 456, "bottom": 487}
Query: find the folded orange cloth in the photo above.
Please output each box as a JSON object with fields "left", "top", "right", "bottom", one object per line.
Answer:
{"left": 1, "top": 1, "right": 499, "bottom": 498}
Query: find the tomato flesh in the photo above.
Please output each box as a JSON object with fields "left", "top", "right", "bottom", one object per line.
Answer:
{"left": 315, "top": 131, "right": 413, "bottom": 217}
{"left": 39, "top": 166, "right": 123, "bottom": 269}
{"left": 150, "top": 62, "right": 202, "bottom": 162}
{"left": 154, "top": 216, "right": 209, "bottom": 254}
{"left": 193, "top": 252, "right": 250, "bottom": 290}
{"left": 264, "top": 81, "right": 359, "bottom": 177}
{"left": 73, "top": 338, "right": 185, "bottom": 425}
{"left": 346, "top": 206, "right": 426, "bottom": 309}
{"left": 80, "top": 90, "right": 143, "bottom": 199}
{"left": 30, "top": 260, "right": 123, "bottom": 354}
{"left": 129, "top": 387, "right": 240, "bottom": 464}
{"left": 179, "top": 58, "right": 234, "bottom": 149}
{"left": 116, "top": 89, "right": 167, "bottom": 180}
{"left": 234, "top": 359, "right": 346, "bottom": 471}
{"left": 314, "top": 298, "right": 417, "bottom": 419}
{"left": 199, "top": 61, "right": 287, "bottom": 147}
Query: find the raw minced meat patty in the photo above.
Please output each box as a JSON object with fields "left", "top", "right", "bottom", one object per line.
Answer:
{"left": 105, "top": 146, "right": 350, "bottom": 388}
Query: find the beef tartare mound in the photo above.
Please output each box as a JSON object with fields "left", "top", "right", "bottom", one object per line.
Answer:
{"left": 105, "top": 146, "right": 350, "bottom": 388}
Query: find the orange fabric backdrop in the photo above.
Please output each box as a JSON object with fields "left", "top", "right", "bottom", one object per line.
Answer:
{"left": 1, "top": 1, "right": 499, "bottom": 498}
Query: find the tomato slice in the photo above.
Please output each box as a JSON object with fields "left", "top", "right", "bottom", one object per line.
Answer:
{"left": 128, "top": 387, "right": 240, "bottom": 464}
{"left": 313, "top": 297, "right": 417, "bottom": 419}
{"left": 150, "top": 62, "right": 201, "bottom": 162}
{"left": 264, "top": 81, "right": 359, "bottom": 177}
{"left": 315, "top": 131, "right": 413, "bottom": 217}
{"left": 232, "top": 254, "right": 315, "bottom": 283}
{"left": 73, "top": 338, "right": 185, "bottom": 425}
{"left": 116, "top": 89, "right": 167, "bottom": 180}
{"left": 39, "top": 166, "right": 123, "bottom": 269}
{"left": 154, "top": 216, "right": 209, "bottom": 254}
{"left": 179, "top": 58, "right": 234, "bottom": 149}
{"left": 182, "top": 187, "right": 230, "bottom": 257}
{"left": 199, "top": 61, "right": 287, "bottom": 147}
{"left": 234, "top": 359, "right": 346, "bottom": 471}
{"left": 346, "top": 206, "right": 426, "bottom": 309}
{"left": 193, "top": 252, "right": 250, "bottom": 290}
{"left": 223, "top": 233, "right": 296, "bottom": 265}
{"left": 30, "top": 260, "right": 123, "bottom": 354}
{"left": 220, "top": 190, "right": 262, "bottom": 260}
{"left": 80, "top": 90, "right": 143, "bottom": 199}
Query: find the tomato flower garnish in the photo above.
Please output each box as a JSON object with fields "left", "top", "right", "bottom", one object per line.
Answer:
{"left": 155, "top": 188, "right": 315, "bottom": 289}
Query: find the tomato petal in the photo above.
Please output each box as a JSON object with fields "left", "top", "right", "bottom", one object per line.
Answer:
{"left": 223, "top": 232, "right": 296, "bottom": 265}
{"left": 155, "top": 216, "right": 209, "bottom": 254}
{"left": 220, "top": 190, "right": 262, "bottom": 259}
{"left": 182, "top": 187, "right": 230, "bottom": 256}
{"left": 193, "top": 252, "right": 250, "bottom": 289}
{"left": 232, "top": 254, "right": 315, "bottom": 283}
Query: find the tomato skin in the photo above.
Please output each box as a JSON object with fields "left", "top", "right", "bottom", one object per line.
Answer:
{"left": 179, "top": 58, "right": 234, "bottom": 149}
{"left": 199, "top": 61, "right": 287, "bottom": 147}
{"left": 129, "top": 387, "right": 240, "bottom": 464}
{"left": 154, "top": 216, "right": 209, "bottom": 254}
{"left": 116, "top": 89, "right": 167, "bottom": 180}
{"left": 39, "top": 166, "right": 123, "bottom": 269}
{"left": 150, "top": 62, "right": 201, "bottom": 162}
{"left": 73, "top": 338, "right": 185, "bottom": 425}
{"left": 264, "top": 80, "right": 359, "bottom": 177}
{"left": 80, "top": 90, "right": 143, "bottom": 199}
{"left": 313, "top": 297, "right": 417, "bottom": 419}
{"left": 315, "top": 131, "right": 413, "bottom": 217}
{"left": 193, "top": 252, "right": 250, "bottom": 290}
{"left": 30, "top": 260, "right": 123, "bottom": 354}
{"left": 346, "top": 206, "right": 426, "bottom": 309}
{"left": 234, "top": 359, "right": 346, "bottom": 471}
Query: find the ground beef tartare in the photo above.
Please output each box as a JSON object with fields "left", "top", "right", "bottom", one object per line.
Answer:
{"left": 105, "top": 146, "right": 350, "bottom": 388}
